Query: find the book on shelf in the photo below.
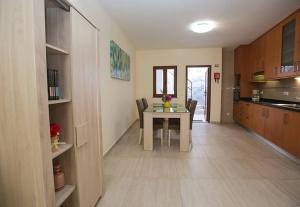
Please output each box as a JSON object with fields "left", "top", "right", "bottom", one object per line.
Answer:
{"left": 47, "top": 69, "right": 60, "bottom": 100}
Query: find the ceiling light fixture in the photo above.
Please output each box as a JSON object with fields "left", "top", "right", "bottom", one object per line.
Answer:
{"left": 190, "top": 21, "right": 216, "bottom": 33}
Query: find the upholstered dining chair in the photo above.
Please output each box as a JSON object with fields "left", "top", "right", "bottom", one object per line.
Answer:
{"left": 136, "top": 99, "right": 163, "bottom": 145}
{"left": 186, "top": 98, "right": 192, "bottom": 109}
{"left": 168, "top": 100, "right": 197, "bottom": 148}
{"left": 142, "top": 98, "right": 148, "bottom": 109}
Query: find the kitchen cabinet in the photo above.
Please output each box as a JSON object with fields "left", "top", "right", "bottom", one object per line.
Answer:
{"left": 236, "top": 102, "right": 300, "bottom": 159}
{"left": 236, "top": 101, "right": 252, "bottom": 128}
{"left": 264, "top": 26, "right": 282, "bottom": 80}
{"left": 250, "top": 35, "right": 266, "bottom": 73}
{"left": 275, "top": 10, "right": 300, "bottom": 79}
{"left": 233, "top": 102, "right": 239, "bottom": 122}
{"left": 264, "top": 107, "right": 284, "bottom": 147}
{"left": 295, "top": 11, "right": 300, "bottom": 63}
{"left": 282, "top": 111, "right": 300, "bottom": 158}
{"left": 236, "top": 9, "right": 300, "bottom": 81}
{"left": 234, "top": 45, "right": 252, "bottom": 97}
{"left": 234, "top": 45, "right": 250, "bottom": 75}
{"left": 251, "top": 104, "right": 266, "bottom": 136}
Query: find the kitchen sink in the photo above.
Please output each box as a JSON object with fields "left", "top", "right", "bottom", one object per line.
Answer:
{"left": 272, "top": 103, "right": 300, "bottom": 109}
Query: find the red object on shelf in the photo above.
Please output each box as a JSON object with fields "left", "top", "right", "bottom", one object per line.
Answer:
{"left": 50, "top": 123, "right": 61, "bottom": 137}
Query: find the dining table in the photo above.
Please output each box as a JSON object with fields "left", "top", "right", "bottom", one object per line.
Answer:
{"left": 143, "top": 103, "right": 190, "bottom": 152}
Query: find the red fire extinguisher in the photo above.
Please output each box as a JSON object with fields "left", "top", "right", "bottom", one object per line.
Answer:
{"left": 214, "top": 72, "right": 221, "bottom": 83}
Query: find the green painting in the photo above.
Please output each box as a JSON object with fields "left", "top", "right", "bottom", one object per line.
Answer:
{"left": 110, "top": 40, "right": 130, "bottom": 81}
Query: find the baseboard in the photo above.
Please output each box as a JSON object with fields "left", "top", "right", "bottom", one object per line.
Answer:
{"left": 236, "top": 123, "right": 300, "bottom": 165}
{"left": 103, "top": 119, "right": 138, "bottom": 156}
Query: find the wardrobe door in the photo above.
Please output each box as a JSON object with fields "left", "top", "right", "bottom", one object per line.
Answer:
{"left": 71, "top": 8, "right": 102, "bottom": 207}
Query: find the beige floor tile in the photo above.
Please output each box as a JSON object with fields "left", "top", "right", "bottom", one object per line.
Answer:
{"left": 97, "top": 122, "right": 300, "bottom": 207}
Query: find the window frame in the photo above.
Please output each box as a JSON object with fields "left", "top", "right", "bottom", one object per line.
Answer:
{"left": 153, "top": 66, "right": 177, "bottom": 98}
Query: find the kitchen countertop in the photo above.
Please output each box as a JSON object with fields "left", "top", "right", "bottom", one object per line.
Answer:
{"left": 237, "top": 97, "right": 300, "bottom": 112}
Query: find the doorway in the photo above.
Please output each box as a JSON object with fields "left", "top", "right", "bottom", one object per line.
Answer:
{"left": 186, "top": 65, "right": 211, "bottom": 122}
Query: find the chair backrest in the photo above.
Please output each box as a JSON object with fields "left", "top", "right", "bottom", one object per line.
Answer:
{"left": 186, "top": 98, "right": 192, "bottom": 109}
{"left": 136, "top": 99, "right": 144, "bottom": 129}
{"left": 189, "top": 100, "right": 197, "bottom": 129}
{"left": 142, "top": 98, "right": 148, "bottom": 109}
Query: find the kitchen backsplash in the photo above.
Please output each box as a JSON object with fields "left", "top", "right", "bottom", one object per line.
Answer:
{"left": 257, "top": 78, "right": 300, "bottom": 103}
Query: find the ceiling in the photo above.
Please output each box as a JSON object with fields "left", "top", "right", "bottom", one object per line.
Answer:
{"left": 99, "top": 0, "right": 300, "bottom": 49}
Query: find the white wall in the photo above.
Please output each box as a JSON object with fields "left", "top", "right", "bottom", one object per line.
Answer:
{"left": 70, "top": 0, "right": 136, "bottom": 154}
{"left": 221, "top": 49, "right": 234, "bottom": 123}
{"left": 136, "top": 48, "right": 223, "bottom": 123}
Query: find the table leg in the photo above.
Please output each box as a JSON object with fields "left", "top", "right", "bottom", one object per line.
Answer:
{"left": 144, "top": 113, "right": 153, "bottom": 150}
{"left": 180, "top": 113, "right": 190, "bottom": 152}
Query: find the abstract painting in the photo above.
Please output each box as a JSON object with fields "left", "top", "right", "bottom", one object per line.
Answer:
{"left": 110, "top": 40, "right": 130, "bottom": 81}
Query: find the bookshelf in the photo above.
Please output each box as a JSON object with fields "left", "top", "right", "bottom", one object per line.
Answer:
{"left": 48, "top": 99, "right": 71, "bottom": 105}
{"left": 55, "top": 185, "right": 76, "bottom": 207}
{"left": 45, "top": 0, "right": 77, "bottom": 206}
{"left": 46, "top": 43, "right": 69, "bottom": 55}
{"left": 52, "top": 144, "right": 73, "bottom": 159}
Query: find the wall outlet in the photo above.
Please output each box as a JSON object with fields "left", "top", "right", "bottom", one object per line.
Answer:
{"left": 283, "top": 91, "right": 289, "bottom": 96}
{"left": 226, "top": 112, "right": 230, "bottom": 116}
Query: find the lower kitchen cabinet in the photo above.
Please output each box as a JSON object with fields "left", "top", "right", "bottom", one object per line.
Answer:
{"left": 236, "top": 101, "right": 300, "bottom": 159}
{"left": 264, "top": 107, "right": 284, "bottom": 147}
{"left": 282, "top": 111, "right": 300, "bottom": 158}
{"left": 252, "top": 104, "right": 265, "bottom": 136}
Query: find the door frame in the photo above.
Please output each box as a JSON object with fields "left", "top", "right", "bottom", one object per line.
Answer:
{"left": 185, "top": 65, "right": 211, "bottom": 122}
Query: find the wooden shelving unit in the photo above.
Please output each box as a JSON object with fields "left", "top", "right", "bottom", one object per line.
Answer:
{"left": 48, "top": 99, "right": 71, "bottom": 105}
{"left": 52, "top": 144, "right": 73, "bottom": 159}
{"left": 45, "top": 0, "right": 77, "bottom": 206}
{"left": 55, "top": 185, "right": 76, "bottom": 207}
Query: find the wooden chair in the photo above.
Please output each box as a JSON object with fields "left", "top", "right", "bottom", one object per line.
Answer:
{"left": 136, "top": 99, "right": 163, "bottom": 145}
{"left": 168, "top": 100, "right": 197, "bottom": 148}
{"left": 186, "top": 98, "right": 192, "bottom": 109}
{"left": 188, "top": 100, "right": 197, "bottom": 145}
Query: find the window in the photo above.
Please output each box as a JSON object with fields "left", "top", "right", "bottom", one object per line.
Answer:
{"left": 153, "top": 66, "right": 177, "bottom": 97}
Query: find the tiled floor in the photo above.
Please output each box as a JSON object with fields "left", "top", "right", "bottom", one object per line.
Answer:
{"left": 97, "top": 122, "right": 300, "bottom": 207}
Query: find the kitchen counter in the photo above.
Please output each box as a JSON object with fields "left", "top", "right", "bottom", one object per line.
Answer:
{"left": 238, "top": 97, "right": 300, "bottom": 112}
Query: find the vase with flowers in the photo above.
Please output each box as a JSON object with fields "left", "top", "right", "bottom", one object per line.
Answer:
{"left": 162, "top": 94, "right": 172, "bottom": 108}
{"left": 50, "top": 123, "right": 61, "bottom": 152}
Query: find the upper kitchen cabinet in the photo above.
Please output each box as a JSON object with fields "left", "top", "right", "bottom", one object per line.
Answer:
{"left": 276, "top": 9, "right": 300, "bottom": 78}
{"left": 234, "top": 45, "right": 249, "bottom": 75}
{"left": 264, "top": 26, "right": 282, "bottom": 80}
{"left": 235, "top": 9, "right": 300, "bottom": 82}
{"left": 250, "top": 35, "right": 266, "bottom": 73}
{"left": 294, "top": 11, "right": 300, "bottom": 64}
{"left": 234, "top": 45, "right": 253, "bottom": 97}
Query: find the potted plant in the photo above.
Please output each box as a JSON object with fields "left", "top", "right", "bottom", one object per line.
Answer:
{"left": 162, "top": 94, "right": 172, "bottom": 108}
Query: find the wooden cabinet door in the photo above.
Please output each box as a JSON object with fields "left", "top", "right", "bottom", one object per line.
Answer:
{"left": 71, "top": 8, "right": 102, "bottom": 207}
{"left": 233, "top": 102, "right": 238, "bottom": 121}
{"left": 265, "top": 26, "right": 282, "bottom": 80}
{"left": 294, "top": 11, "right": 300, "bottom": 63}
{"left": 251, "top": 36, "right": 265, "bottom": 73}
{"left": 242, "top": 102, "right": 252, "bottom": 129}
{"left": 264, "top": 107, "right": 284, "bottom": 147}
{"left": 252, "top": 104, "right": 265, "bottom": 136}
{"left": 282, "top": 111, "right": 300, "bottom": 158}
{"left": 235, "top": 45, "right": 252, "bottom": 97}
